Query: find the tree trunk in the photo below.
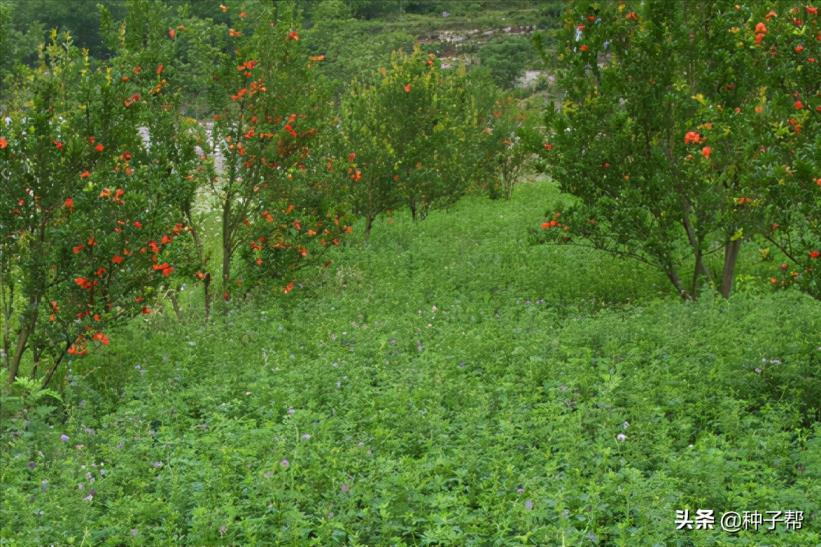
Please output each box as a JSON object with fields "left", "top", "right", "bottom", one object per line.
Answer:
{"left": 7, "top": 296, "right": 38, "bottom": 384}
{"left": 364, "top": 215, "right": 374, "bottom": 240}
{"left": 30, "top": 346, "right": 42, "bottom": 379}
{"left": 680, "top": 199, "right": 711, "bottom": 293}
{"left": 1, "top": 274, "right": 13, "bottom": 372}
{"left": 409, "top": 202, "right": 417, "bottom": 221}
{"left": 169, "top": 289, "right": 184, "bottom": 322}
{"left": 221, "top": 202, "right": 232, "bottom": 315}
{"left": 720, "top": 239, "right": 742, "bottom": 298}
{"left": 665, "top": 268, "right": 692, "bottom": 301}
{"left": 203, "top": 272, "right": 212, "bottom": 322}
{"left": 691, "top": 247, "right": 708, "bottom": 296}
{"left": 41, "top": 343, "right": 70, "bottom": 389}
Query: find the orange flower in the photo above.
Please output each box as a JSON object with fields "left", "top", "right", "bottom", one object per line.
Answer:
{"left": 228, "top": 28, "right": 242, "bottom": 37}
{"left": 133, "top": 220, "right": 142, "bottom": 229}
{"left": 283, "top": 282, "right": 295, "bottom": 294}
{"left": 68, "top": 344, "right": 87, "bottom": 356}
{"left": 92, "top": 332, "right": 110, "bottom": 345}
{"left": 298, "top": 247, "right": 308, "bottom": 257}
{"left": 95, "top": 143, "right": 104, "bottom": 153}
{"left": 287, "top": 31, "right": 300, "bottom": 41}
{"left": 795, "top": 44, "right": 805, "bottom": 53}
{"left": 352, "top": 169, "right": 362, "bottom": 181}
{"left": 309, "top": 55, "right": 326, "bottom": 62}
{"left": 80, "top": 170, "right": 91, "bottom": 179}
{"left": 64, "top": 197, "right": 75, "bottom": 210}
{"left": 73, "top": 244, "right": 84, "bottom": 254}
{"left": 168, "top": 28, "right": 176, "bottom": 40}
{"left": 237, "top": 59, "right": 257, "bottom": 71}
{"left": 625, "top": 11, "right": 638, "bottom": 21}
{"left": 112, "top": 255, "right": 124, "bottom": 265}
{"left": 580, "top": 44, "right": 589, "bottom": 52}
{"left": 255, "top": 257, "right": 263, "bottom": 266}
{"left": 701, "top": 146, "right": 712, "bottom": 159}
{"left": 0, "top": 136, "right": 8, "bottom": 149}
{"left": 810, "top": 250, "right": 820, "bottom": 259}
{"left": 141, "top": 306, "right": 152, "bottom": 314}
{"left": 794, "top": 100, "right": 804, "bottom": 109}
{"left": 404, "top": 83, "right": 412, "bottom": 93}
{"left": 161, "top": 234, "right": 173, "bottom": 245}
{"left": 755, "top": 22, "right": 767, "bottom": 34}
{"left": 683, "top": 131, "right": 702, "bottom": 144}
{"left": 219, "top": 3, "right": 228, "bottom": 12}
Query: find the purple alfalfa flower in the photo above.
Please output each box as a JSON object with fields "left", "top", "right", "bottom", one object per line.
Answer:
{"left": 60, "top": 433, "right": 69, "bottom": 443}
{"left": 340, "top": 483, "right": 350, "bottom": 493}
{"left": 301, "top": 433, "right": 312, "bottom": 441}
{"left": 516, "top": 486, "right": 525, "bottom": 495}
{"left": 287, "top": 407, "right": 295, "bottom": 416}
{"left": 27, "top": 461, "right": 36, "bottom": 471}
{"left": 616, "top": 433, "right": 627, "bottom": 442}
{"left": 152, "top": 461, "right": 164, "bottom": 469}
{"left": 524, "top": 499, "right": 534, "bottom": 511}
{"left": 280, "top": 459, "right": 290, "bottom": 469}
{"left": 130, "top": 529, "right": 138, "bottom": 537}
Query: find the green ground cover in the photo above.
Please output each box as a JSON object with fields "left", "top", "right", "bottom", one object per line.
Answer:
{"left": 2, "top": 180, "right": 819, "bottom": 545}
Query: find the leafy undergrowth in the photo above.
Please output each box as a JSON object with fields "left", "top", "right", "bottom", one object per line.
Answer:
{"left": 2, "top": 182, "right": 819, "bottom": 545}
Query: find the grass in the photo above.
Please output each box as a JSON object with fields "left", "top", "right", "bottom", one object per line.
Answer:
{"left": 1, "top": 180, "right": 819, "bottom": 545}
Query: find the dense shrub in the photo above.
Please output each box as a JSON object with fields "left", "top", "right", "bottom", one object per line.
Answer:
{"left": 467, "top": 76, "right": 541, "bottom": 199}
{"left": 533, "top": 0, "right": 819, "bottom": 300}
{"left": 477, "top": 35, "right": 538, "bottom": 88}
{"left": 0, "top": 30, "right": 201, "bottom": 386}
{"left": 338, "top": 46, "right": 480, "bottom": 235}
{"left": 174, "top": 3, "right": 351, "bottom": 302}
